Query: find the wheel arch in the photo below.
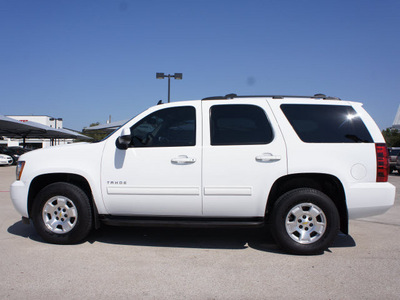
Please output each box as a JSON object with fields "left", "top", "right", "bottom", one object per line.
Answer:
{"left": 266, "top": 173, "right": 348, "bottom": 234}
{"left": 27, "top": 173, "right": 100, "bottom": 229}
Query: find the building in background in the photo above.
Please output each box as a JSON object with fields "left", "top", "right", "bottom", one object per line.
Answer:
{"left": 1, "top": 115, "right": 73, "bottom": 148}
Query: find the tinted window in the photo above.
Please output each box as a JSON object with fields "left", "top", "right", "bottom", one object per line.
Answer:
{"left": 131, "top": 106, "right": 196, "bottom": 147}
{"left": 389, "top": 149, "right": 400, "bottom": 156}
{"left": 210, "top": 104, "right": 273, "bottom": 145}
{"left": 281, "top": 104, "right": 373, "bottom": 143}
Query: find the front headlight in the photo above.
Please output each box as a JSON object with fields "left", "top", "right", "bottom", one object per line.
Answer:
{"left": 16, "top": 161, "right": 25, "bottom": 180}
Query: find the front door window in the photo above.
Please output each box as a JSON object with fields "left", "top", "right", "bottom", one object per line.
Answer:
{"left": 130, "top": 106, "right": 196, "bottom": 147}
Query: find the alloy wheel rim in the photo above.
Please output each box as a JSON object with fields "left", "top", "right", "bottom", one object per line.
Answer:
{"left": 285, "top": 203, "right": 327, "bottom": 244}
{"left": 42, "top": 196, "right": 78, "bottom": 234}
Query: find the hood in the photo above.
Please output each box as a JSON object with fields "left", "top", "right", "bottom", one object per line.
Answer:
{"left": 19, "top": 142, "right": 102, "bottom": 162}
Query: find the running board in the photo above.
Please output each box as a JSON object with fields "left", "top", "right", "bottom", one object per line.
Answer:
{"left": 99, "top": 215, "right": 265, "bottom": 228}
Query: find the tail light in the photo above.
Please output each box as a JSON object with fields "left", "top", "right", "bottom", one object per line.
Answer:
{"left": 376, "top": 143, "right": 389, "bottom": 182}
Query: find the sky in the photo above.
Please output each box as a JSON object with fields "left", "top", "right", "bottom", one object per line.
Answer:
{"left": 1, "top": 0, "right": 400, "bottom": 131}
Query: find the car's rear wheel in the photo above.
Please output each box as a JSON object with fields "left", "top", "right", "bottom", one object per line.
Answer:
{"left": 271, "top": 188, "right": 339, "bottom": 255}
{"left": 32, "top": 182, "right": 93, "bottom": 244}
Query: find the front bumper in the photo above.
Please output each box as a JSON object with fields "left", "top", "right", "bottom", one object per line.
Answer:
{"left": 10, "top": 180, "right": 29, "bottom": 218}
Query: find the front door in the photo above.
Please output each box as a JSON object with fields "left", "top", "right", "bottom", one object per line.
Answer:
{"left": 101, "top": 103, "right": 202, "bottom": 216}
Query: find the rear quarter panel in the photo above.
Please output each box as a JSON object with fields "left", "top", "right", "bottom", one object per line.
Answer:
{"left": 267, "top": 99, "right": 394, "bottom": 217}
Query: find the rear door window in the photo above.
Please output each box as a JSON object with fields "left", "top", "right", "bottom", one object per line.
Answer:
{"left": 210, "top": 104, "right": 273, "bottom": 145}
{"left": 281, "top": 104, "right": 373, "bottom": 143}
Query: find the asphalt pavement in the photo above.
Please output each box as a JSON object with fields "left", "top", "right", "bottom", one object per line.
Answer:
{"left": 1, "top": 165, "right": 399, "bottom": 299}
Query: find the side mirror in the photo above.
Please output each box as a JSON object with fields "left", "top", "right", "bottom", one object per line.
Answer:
{"left": 116, "top": 128, "right": 131, "bottom": 150}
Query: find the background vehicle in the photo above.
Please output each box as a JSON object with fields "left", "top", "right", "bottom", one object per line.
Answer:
{"left": 396, "top": 155, "right": 400, "bottom": 173}
{"left": 0, "top": 146, "right": 32, "bottom": 165}
{"left": 388, "top": 147, "right": 400, "bottom": 173}
{"left": 7, "top": 146, "right": 32, "bottom": 155}
{"left": 10, "top": 94, "right": 395, "bottom": 255}
{"left": 0, "top": 154, "right": 13, "bottom": 166}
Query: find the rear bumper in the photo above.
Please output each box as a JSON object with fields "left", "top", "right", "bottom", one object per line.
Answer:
{"left": 347, "top": 182, "right": 395, "bottom": 219}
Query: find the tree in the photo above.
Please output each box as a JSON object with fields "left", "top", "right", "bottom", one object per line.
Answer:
{"left": 79, "top": 122, "right": 110, "bottom": 142}
{"left": 382, "top": 128, "right": 400, "bottom": 147}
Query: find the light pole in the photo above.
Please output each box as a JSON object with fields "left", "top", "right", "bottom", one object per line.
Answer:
{"left": 156, "top": 73, "right": 183, "bottom": 103}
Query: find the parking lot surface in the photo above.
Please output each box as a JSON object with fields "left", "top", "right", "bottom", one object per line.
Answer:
{"left": 1, "top": 165, "right": 400, "bottom": 299}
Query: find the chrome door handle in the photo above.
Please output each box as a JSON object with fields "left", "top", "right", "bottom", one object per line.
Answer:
{"left": 256, "top": 153, "right": 281, "bottom": 162}
{"left": 171, "top": 155, "right": 196, "bottom": 164}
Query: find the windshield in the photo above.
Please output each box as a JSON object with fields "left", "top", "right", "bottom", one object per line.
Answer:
{"left": 89, "top": 116, "right": 139, "bottom": 143}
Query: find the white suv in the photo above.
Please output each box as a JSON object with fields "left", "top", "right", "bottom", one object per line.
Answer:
{"left": 10, "top": 94, "right": 395, "bottom": 254}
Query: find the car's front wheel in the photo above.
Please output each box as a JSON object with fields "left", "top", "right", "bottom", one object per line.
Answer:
{"left": 32, "top": 182, "right": 93, "bottom": 244}
{"left": 271, "top": 188, "right": 339, "bottom": 255}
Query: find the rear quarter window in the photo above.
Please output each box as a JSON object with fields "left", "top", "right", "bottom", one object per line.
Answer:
{"left": 281, "top": 104, "right": 373, "bottom": 143}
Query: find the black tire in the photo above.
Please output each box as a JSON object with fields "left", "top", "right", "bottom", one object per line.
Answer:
{"left": 31, "top": 182, "right": 93, "bottom": 244}
{"left": 271, "top": 188, "right": 339, "bottom": 255}
{"left": 8, "top": 155, "right": 16, "bottom": 165}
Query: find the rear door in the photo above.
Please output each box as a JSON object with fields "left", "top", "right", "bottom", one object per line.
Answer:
{"left": 201, "top": 99, "right": 287, "bottom": 217}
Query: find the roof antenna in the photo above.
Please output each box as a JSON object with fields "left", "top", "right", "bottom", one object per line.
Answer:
{"left": 157, "top": 100, "right": 163, "bottom": 105}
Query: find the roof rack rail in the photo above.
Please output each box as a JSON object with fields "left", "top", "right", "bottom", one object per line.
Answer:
{"left": 202, "top": 93, "right": 341, "bottom": 100}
